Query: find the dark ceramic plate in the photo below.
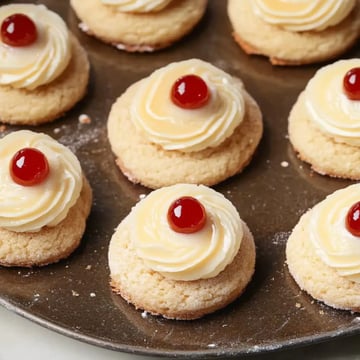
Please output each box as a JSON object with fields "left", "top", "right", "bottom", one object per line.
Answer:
{"left": 1, "top": 0, "right": 360, "bottom": 358}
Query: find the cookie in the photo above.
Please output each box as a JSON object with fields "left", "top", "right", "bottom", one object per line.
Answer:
{"left": 0, "top": 130, "right": 92, "bottom": 267}
{"left": 0, "top": 4, "right": 89, "bottom": 125}
{"left": 286, "top": 183, "right": 360, "bottom": 312}
{"left": 70, "top": 0, "right": 207, "bottom": 52}
{"left": 289, "top": 58, "right": 360, "bottom": 179}
{"left": 109, "top": 183, "right": 256, "bottom": 320}
{"left": 228, "top": 0, "right": 360, "bottom": 65}
{"left": 107, "top": 59, "right": 263, "bottom": 189}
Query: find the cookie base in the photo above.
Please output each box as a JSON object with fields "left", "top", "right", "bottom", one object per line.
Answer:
{"left": 107, "top": 78, "right": 263, "bottom": 189}
{"left": 0, "top": 177, "right": 92, "bottom": 267}
{"left": 70, "top": 0, "right": 207, "bottom": 52}
{"left": 0, "top": 35, "right": 89, "bottom": 125}
{"left": 228, "top": 0, "right": 360, "bottom": 65}
{"left": 286, "top": 210, "right": 360, "bottom": 312}
{"left": 288, "top": 92, "right": 360, "bottom": 180}
{"left": 109, "top": 218, "right": 255, "bottom": 320}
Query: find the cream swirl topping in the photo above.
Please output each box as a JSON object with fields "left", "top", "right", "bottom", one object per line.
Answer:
{"left": 252, "top": 0, "right": 356, "bottom": 32}
{"left": 0, "top": 130, "right": 83, "bottom": 232}
{"left": 130, "top": 184, "right": 243, "bottom": 281}
{"left": 131, "top": 59, "right": 245, "bottom": 153}
{"left": 101, "top": 0, "right": 173, "bottom": 13}
{"left": 304, "top": 59, "right": 360, "bottom": 146}
{"left": 0, "top": 4, "right": 71, "bottom": 90}
{"left": 309, "top": 184, "right": 360, "bottom": 283}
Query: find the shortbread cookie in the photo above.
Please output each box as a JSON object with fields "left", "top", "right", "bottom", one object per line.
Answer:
{"left": 286, "top": 184, "right": 360, "bottom": 312}
{"left": 0, "top": 4, "right": 89, "bottom": 125}
{"left": 0, "top": 130, "right": 92, "bottom": 267}
{"left": 289, "top": 58, "right": 360, "bottom": 179}
{"left": 107, "top": 59, "right": 263, "bottom": 189}
{"left": 70, "top": 0, "right": 207, "bottom": 52}
{"left": 228, "top": 0, "right": 360, "bottom": 65}
{"left": 109, "top": 183, "right": 255, "bottom": 320}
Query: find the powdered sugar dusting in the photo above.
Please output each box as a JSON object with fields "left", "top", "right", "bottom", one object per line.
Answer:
{"left": 271, "top": 231, "right": 290, "bottom": 245}
{"left": 55, "top": 123, "right": 105, "bottom": 153}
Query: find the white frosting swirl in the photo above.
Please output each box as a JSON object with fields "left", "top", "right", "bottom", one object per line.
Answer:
{"left": 0, "top": 4, "right": 71, "bottom": 90}
{"left": 131, "top": 59, "right": 245, "bottom": 153}
{"left": 130, "top": 184, "right": 243, "bottom": 281}
{"left": 0, "top": 130, "right": 83, "bottom": 232}
{"left": 101, "top": 0, "right": 173, "bottom": 13}
{"left": 309, "top": 184, "right": 360, "bottom": 283}
{"left": 252, "top": 0, "right": 356, "bottom": 31}
{"left": 305, "top": 59, "right": 360, "bottom": 146}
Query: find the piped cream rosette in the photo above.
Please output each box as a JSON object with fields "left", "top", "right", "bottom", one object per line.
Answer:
{"left": 100, "top": 0, "right": 173, "bottom": 13}
{"left": 309, "top": 184, "right": 360, "bottom": 283}
{"left": 130, "top": 184, "right": 243, "bottom": 281}
{"left": 0, "top": 130, "right": 82, "bottom": 232}
{"left": 0, "top": 4, "right": 71, "bottom": 90}
{"left": 131, "top": 59, "right": 245, "bottom": 153}
{"left": 304, "top": 59, "right": 360, "bottom": 146}
{"left": 252, "top": 0, "right": 356, "bottom": 32}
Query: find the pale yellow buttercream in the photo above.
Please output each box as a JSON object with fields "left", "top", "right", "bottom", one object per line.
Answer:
{"left": 252, "top": 0, "right": 356, "bottom": 31}
{"left": 0, "top": 4, "right": 71, "bottom": 90}
{"left": 0, "top": 130, "right": 82, "bottom": 232}
{"left": 304, "top": 58, "right": 360, "bottom": 146}
{"left": 131, "top": 59, "right": 245, "bottom": 153}
{"left": 100, "top": 0, "right": 173, "bottom": 13}
{"left": 130, "top": 184, "right": 243, "bottom": 281}
{"left": 310, "top": 184, "right": 360, "bottom": 283}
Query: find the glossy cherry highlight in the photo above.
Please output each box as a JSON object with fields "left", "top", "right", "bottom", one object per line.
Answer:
{"left": 346, "top": 201, "right": 360, "bottom": 237}
{"left": 1, "top": 13, "right": 37, "bottom": 47}
{"left": 171, "top": 74, "right": 210, "bottom": 109}
{"left": 10, "top": 148, "right": 49, "bottom": 186}
{"left": 343, "top": 67, "right": 360, "bottom": 101}
{"left": 167, "top": 196, "right": 206, "bottom": 234}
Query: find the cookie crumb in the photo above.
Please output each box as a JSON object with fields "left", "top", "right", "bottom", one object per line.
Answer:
{"left": 139, "top": 194, "right": 146, "bottom": 200}
{"left": 79, "top": 114, "right": 91, "bottom": 124}
{"left": 85, "top": 265, "right": 92, "bottom": 270}
{"left": 72, "top": 290, "right": 79, "bottom": 297}
{"left": 90, "top": 292, "right": 96, "bottom": 297}
{"left": 141, "top": 311, "right": 149, "bottom": 318}
{"left": 295, "top": 302, "right": 301, "bottom": 308}
{"left": 319, "top": 310, "right": 324, "bottom": 315}
{"left": 281, "top": 161, "right": 289, "bottom": 168}
{"left": 79, "top": 22, "right": 89, "bottom": 32}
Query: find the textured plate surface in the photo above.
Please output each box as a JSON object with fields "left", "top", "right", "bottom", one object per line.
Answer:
{"left": 0, "top": 0, "right": 360, "bottom": 358}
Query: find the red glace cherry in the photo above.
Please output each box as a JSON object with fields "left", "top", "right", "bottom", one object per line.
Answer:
{"left": 171, "top": 74, "right": 210, "bottom": 109}
{"left": 1, "top": 13, "right": 37, "bottom": 47}
{"left": 167, "top": 196, "right": 206, "bottom": 234}
{"left": 343, "top": 67, "right": 360, "bottom": 101}
{"left": 10, "top": 148, "right": 49, "bottom": 186}
{"left": 346, "top": 201, "right": 360, "bottom": 237}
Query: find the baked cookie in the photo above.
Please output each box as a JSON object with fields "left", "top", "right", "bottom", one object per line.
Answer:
{"left": 107, "top": 58, "right": 263, "bottom": 189}
{"left": 0, "top": 130, "right": 92, "bottom": 267}
{"left": 286, "top": 183, "right": 360, "bottom": 312}
{"left": 109, "top": 183, "right": 255, "bottom": 320}
{"left": 289, "top": 58, "right": 360, "bottom": 179}
{"left": 0, "top": 4, "right": 89, "bottom": 125}
{"left": 228, "top": 0, "right": 360, "bottom": 65}
{"left": 70, "top": 0, "right": 207, "bottom": 52}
